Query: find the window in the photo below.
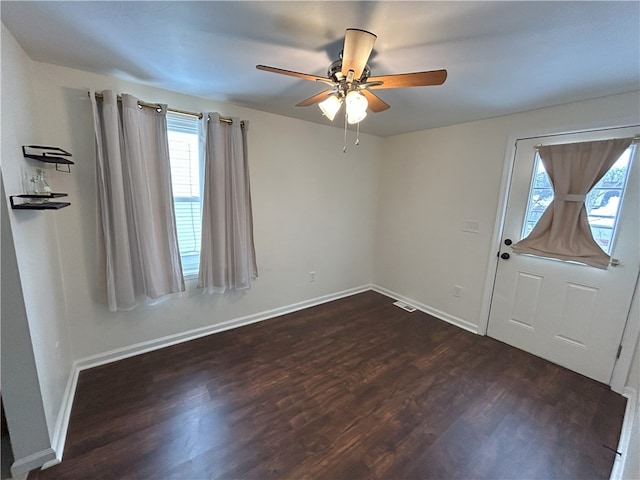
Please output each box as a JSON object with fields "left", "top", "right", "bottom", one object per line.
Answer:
{"left": 522, "top": 155, "right": 554, "bottom": 240}
{"left": 522, "top": 145, "right": 634, "bottom": 254}
{"left": 167, "top": 112, "right": 201, "bottom": 277}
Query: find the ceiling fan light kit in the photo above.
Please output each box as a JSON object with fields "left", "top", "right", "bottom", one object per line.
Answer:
{"left": 257, "top": 28, "right": 447, "bottom": 147}
{"left": 318, "top": 94, "right": 342, "bottom": 121}
{"left": 345, "top": 90, "right": 368, "bottom": 124}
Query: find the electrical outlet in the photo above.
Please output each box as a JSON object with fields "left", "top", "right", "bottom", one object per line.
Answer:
{"left": 454, "top": 285, "right": 463, "bottom": 298}
{"left": 309, "top": 271, "right": 316, "bottom": 282}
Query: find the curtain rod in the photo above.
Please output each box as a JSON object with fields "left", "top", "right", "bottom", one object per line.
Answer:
{"left": 90, "top": 92, "right": 244, "bottom": 126}
{"left": 533, "top": 134, "right": 640, "bottom": 150}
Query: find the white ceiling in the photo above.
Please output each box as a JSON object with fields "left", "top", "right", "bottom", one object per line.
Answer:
{"left": 2, "top": 1, "right": 639, "bottom": 137}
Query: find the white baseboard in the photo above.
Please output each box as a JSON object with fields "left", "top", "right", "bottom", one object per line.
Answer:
{"left": 610, "top": 386, "right": 638, "bottom": 480}
{"left": 11, "top": 448, "right": 56, "bottom": 477}
{"left": 371, "top": 285, "right": 479, "bottom": 334}
{"left": 41, "top": 366, "right": 80, "bottom": 469}
{"left": 76, "top": 285, "right": 372, "bottom": 372}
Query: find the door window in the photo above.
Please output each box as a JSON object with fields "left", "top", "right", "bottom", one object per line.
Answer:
{"left": 521, "top": 145, "right": 635, "bottom": 254}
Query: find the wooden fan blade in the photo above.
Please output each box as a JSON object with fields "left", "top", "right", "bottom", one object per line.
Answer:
{"left": 368, "top": 69, "right": 447, "bottom": 89}
{"left": 341, "top": 29, "right": 377, "bottom": 79}
{"left": 361, "top": 89, "right": 390, "bottom": 113}
{"left": 256, "top": 65, "right": 328, "bottom": 83}
{"left": 296, "top": 90, "right": 333, "bottom": 107}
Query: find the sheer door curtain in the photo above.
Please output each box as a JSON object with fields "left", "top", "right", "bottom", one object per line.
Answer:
{"left": 513, "top": 138, "right": 633, "bottom": 269}
{"left": 198, "top": 113, "right": 257, "bottom": 293}
{"left": 91, "top": 91, "right": 184, "bottom": 311}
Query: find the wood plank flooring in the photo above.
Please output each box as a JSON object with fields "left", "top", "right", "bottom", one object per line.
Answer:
{"left": 28, "top": 291, "right": 626, "bottom": 479}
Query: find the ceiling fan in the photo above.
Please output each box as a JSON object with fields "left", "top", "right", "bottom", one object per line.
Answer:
{"left": 256, "top": 28, "right": 447, "bottom": 125}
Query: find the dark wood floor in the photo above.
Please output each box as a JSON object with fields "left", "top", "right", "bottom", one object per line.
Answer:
{"left": 29, "top": 291, "right": 626, "bottom": 479}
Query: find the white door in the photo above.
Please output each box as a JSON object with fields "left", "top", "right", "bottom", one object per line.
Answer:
{"left": 488, "top": 127, "right": 639, "bottom": 384}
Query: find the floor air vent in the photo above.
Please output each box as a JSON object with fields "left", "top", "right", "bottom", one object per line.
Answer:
{"left": 393, "top": 300, "right": 416, "bottom": 312}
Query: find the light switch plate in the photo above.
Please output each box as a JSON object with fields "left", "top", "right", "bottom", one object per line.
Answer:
{"left": 462, "top": 220, "right": 480, "bottom": 234}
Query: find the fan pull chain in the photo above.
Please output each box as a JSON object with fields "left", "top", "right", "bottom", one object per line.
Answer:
{"left": 343, "top": 109, "right": 348, "bottom": 153}
{"left": 355, "top": 121, "right": 360, "bottom": 145}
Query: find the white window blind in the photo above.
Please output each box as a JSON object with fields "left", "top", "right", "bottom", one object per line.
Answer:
{"left": 167, "top": 112, "right": 201, "bottom": 277}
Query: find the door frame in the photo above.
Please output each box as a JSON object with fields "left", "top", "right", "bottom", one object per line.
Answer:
{"left": 478, "top": 121, "right": 640, "bottom": 394}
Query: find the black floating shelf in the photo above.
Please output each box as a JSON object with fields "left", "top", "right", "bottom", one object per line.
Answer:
{"left": 12, "top": 193, "right": 68, "bottom": 199}
{"left": 10, "top": 193, "right": 70, "bottom": 210}
{"left": 22, "top": 145, "right": 74, "bottom": 172}
{"left": 11, "top": 202, "right": 71, "bottom": 210}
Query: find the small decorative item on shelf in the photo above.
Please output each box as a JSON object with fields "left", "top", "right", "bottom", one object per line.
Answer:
{"left": 10, "top": 145, "right": 73, "bottom": 210}
{"left": 29, "top": 168, "right": 52, "bottom": 203}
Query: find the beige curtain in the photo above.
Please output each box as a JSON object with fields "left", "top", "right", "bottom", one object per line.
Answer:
{"left": 198, "top": 113, "right": 257, "bottom": 293}
{"left": 91, "top": 91, "right": 184, "bottom": 311}
{"left": 512, "top": 138, "right": 633, "bottom": 269}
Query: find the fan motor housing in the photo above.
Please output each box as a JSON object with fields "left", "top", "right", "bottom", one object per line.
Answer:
{"left": 328, "top": 59, "right": 370, "bottom": 84}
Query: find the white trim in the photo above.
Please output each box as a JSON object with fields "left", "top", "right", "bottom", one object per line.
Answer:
{"left": 10, "top": 448, "right": 56, "bottom": 477}
{"left": 76, "top": 285, "right": 371, "bottom": 371}
{"left": 478, "top": 133, "right": 518, "bottom": 335}
{"left": 610, "top": 269, "right": 640, "bottom": 394}
{"left": 610, "top": 386, "right": 638, "bottom": 480}
{"left": 41, "top": 366, "right": 80, "bottom": 469}
{"left": 371, "top": 285, "right": 479, "bottom": 334}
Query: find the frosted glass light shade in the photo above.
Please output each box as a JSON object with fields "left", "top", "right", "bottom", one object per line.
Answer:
{"left": 318, "top": 95, "right": 342, "bottom": 121}
{"left": 346, "top": 90, "right": 368, "bottom": 124}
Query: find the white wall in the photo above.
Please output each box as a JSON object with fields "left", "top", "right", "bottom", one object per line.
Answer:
{"left": 1, "top": 178, "right": 55, "bottom": 473}
{"left": 24, "top": 61, "right": 381, "bottom": 360}
{"left": 1, "top": 24, "right": 73, "bottom": 453}
{"left": 374, "top": 91, "right": 640, "bottom": 331}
